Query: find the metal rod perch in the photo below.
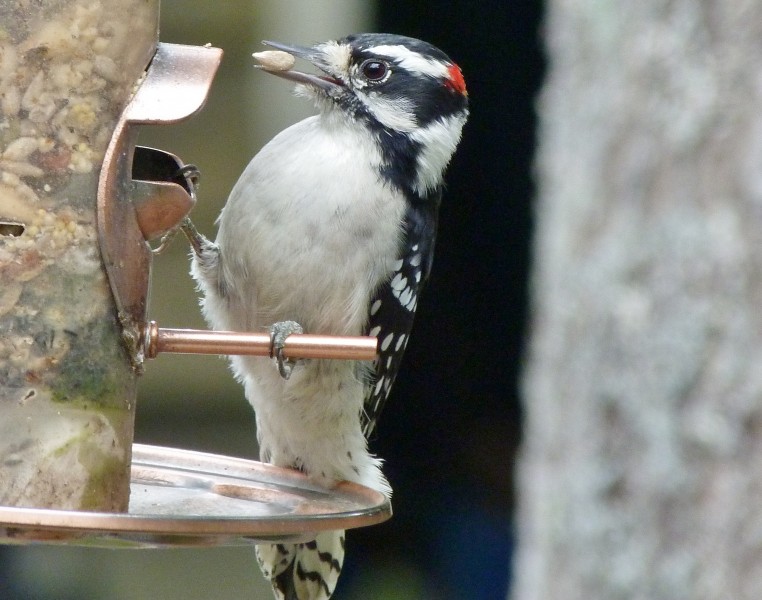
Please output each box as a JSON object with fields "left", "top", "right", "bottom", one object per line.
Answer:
{"left": 143, "top": 321, "right": 379, "bottom": 361}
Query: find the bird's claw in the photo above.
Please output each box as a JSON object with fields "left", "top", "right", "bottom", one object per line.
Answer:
{"left": 269, "top": 320, "right": 304, "bottom": 379}
{"left": 180, "top": 217, "right": 212, "bottom": 258}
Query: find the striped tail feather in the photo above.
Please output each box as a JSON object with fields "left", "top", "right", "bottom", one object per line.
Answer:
{"left": 256, "top": 530, "right": 345, "bottom": 599}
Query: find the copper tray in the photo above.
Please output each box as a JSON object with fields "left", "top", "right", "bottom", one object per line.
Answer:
{"left": 0, "top": 444, "right": 391, "bottom": 548}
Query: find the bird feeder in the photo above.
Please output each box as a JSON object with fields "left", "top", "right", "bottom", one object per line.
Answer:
{"left": 0, "top": 1, "right": 389, "bottom": 546}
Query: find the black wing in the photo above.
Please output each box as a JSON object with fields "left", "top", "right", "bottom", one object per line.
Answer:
{"left": 361, "top": 193, "right": 441, "bottom": 437}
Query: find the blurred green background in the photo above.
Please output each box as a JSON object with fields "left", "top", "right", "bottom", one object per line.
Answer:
{"left": 2, "top": 1, "right": 543, "bottom": 598}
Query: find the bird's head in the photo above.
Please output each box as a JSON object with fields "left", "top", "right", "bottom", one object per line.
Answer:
{"left": 257, "top": 33, "right": 469, "bottom": 195}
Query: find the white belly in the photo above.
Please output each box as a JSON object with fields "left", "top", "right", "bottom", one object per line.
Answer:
{"left": 193, "top": 115, "right": 398, "bottom": 495}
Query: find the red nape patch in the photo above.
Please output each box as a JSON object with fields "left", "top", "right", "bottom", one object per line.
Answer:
{"left": 445, "top": 64, "right": 467, "bottom": 96}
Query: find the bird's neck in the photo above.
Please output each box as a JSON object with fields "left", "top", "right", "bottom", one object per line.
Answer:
{"left": 317, "top": 107, "right": 466, "bottom": 201}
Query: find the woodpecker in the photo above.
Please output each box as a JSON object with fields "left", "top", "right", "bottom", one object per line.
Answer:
{"left": 185, "top": 33, "right": 468, "bottom": 600}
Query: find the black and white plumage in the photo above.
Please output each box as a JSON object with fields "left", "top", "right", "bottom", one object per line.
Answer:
{"left": 187, "top": 33, "right": 468, "bottom": 600}
{"left": 362, "top": 193, "right": 439, "bottom": 437}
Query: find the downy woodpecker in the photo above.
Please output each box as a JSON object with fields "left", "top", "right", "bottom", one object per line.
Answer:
{"left": 186, "top": 33, "right": 468, "bottom": 600}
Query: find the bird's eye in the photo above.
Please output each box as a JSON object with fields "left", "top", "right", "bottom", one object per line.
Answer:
{"left": 361, "top": 60, "right": 389, "bottom": 82}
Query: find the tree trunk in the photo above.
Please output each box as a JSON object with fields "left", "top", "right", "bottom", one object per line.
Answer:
{"left": 514, "top": 2, "right": 762, "bottom": 599}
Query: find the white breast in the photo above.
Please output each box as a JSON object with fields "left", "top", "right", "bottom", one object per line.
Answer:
{"left": 214, "top": 114, "right": 407, "bottom": 336}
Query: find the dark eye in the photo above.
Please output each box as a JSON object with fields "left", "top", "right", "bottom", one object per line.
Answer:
{"left": 361, "top": 60, "right": 389, "bottom": 81}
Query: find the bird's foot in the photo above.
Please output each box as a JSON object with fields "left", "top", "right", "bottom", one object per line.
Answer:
{"left": 269, "top": 320, "right": 304, "bottom": 379}
{"left": 180, "top": 217, "right": 215, "bottom": 258}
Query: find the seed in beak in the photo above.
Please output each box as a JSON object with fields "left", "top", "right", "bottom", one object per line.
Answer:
{"left": 252, "top": 50, "right": 295, "bottom": 71}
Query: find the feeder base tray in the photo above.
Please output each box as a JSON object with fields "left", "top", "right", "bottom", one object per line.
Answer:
{"left": 0, "top": 444, "right": 391, "bottom": 548}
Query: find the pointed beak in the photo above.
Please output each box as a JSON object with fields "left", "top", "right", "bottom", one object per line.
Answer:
{"left": 258, "top": 40, "right": 344, "bottom": 94}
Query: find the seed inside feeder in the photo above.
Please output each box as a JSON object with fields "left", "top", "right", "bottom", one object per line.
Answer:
{"left": 0, "top": 0, "right": 158, "bottom": 512}
{"left": 253, "top": 50, "right": 295, "bottom": 71}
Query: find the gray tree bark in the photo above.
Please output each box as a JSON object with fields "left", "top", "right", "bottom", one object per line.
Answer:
{"left": 514, "top": 2, "right": 762, "bottom": 599}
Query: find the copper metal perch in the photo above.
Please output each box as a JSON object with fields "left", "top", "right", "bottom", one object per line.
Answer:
{"left": 143, "top": 321, "right": 379, "bottom": 361}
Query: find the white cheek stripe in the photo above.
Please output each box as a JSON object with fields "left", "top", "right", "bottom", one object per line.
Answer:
{"left": 410, "top": 112, "right": 467, "bottom": 194}
{"left": 360, "top": 93, "right": 418, "bottom": 132}
{"left": 368, "top": 44, "right": 450, "bottom": 79}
